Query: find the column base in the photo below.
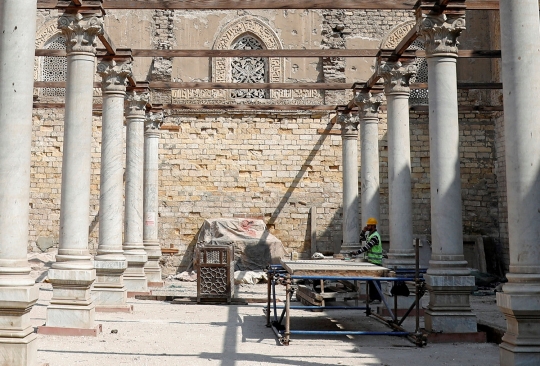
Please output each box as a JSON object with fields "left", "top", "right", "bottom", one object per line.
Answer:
{"left": 93, "top": 287, "right": 127, "bottom": 306}
{"left": 0, "top": 334, "right": 37, "bottom": 366}
{"left": 144, "top": 265, "right": 163, "bottom": 283}
{"left": 127, "top": 291, "right": 151, "bottom": 298}
{"left": 123, "top": 276, "right": 148, "bottom": 292}
{"left": 46, "top": 304, "right": 96, "bottom": 329}
{"left": 497, "top": 291, "right": 540, "bottom": 364}
{"left": 95, "top": 304, "right": 133, "bottom": 313}
{"left": 424, "top": 274, "right": 477, "bottom": 333}
{"left": 38, "top": 324, "right": 102, "bottom": 337}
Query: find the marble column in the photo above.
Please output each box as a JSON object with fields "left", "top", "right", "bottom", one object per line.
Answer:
{"left": 354, "top": 92, "right": 384, "bottom": 227}
{"left": 338, "top": 113, "right": 361, "bottom": 254}
{"left": 143, "top": 109, "right": 164, "bottom": 285}
{"left": 0, "top": 0, "right": 39, "bottom": 363}
{"left": 123, "top": 90, "right": 149, "bottom": 292}
{"left": 45, "top": 12, "right": 104, "bottom": 331}
{"left": 497, "top": 1, "right": 540, "bottom": 364}
{"left": 417, "top": 13, "right": 476, "bottom": 333}
{"left": 379, "top": 60, "right": 417, "bottom": 269}
{"left": 93, "top": 59, "right": 132, "bottom": 309}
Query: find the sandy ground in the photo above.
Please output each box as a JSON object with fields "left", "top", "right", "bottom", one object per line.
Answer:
{"left": 32, "top": 279, "right": 503, "bottom": 366}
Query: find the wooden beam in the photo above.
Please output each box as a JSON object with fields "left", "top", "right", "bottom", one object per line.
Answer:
{"left": 131, "top": 49, "right": 379, "bottom": 57}
{"left": 39, "top": 0, "right": 419, "bottom": 10}
{"left": 38, "top": 0, "right": 509, "bottom": 9}
{"left": 150, "top": 82, "right": 354, "bottom": 90}
{"left": 98, "top": 31, "right": 116, "bottom": 55}
{"left": 410, "top": 105, "right": 504, "bottom": 112}
{"left": 34, "top": 81, "right": 102, "bottom": 88}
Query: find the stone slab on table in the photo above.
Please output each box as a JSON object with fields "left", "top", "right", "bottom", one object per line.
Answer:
{"left": 280, "top": 259, "right": 389, "bottom": 277}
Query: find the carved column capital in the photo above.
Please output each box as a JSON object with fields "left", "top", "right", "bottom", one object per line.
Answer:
{"left": 354, "top": 92, "right": 385, "bottom": 120}
{"left": 57, "top": 12, "right": 104, "bottom": 54}
{"left": 378, "top": 61, "right": 417, "bottom": 95}
{"left": 338, "top": 113, "right": 359, "bottom": 138}
{"left": 145, "top": 111, "right": 164, "bottom": 134}
{"left": 416, "top": 14, "right": 466, "bottom": 57}
{"left": 125, "top": 91, "right": 149, "bottom": 118}
{"left": 97, "top": 60, "right": 132, "bottom": 93}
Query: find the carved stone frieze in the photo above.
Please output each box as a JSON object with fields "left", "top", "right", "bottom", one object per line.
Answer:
{"left": 380, "top": 20, "right": 416, "bottom": 49}
{"left": 145, "top": 111, "right": 164, "bottom": 133}
{"left": 57, "top": 13, "right": 104, "bottom": 54}
{"left": 354, "top": 92, "right": 385, "bottom": 120}
{"left": 378, "top": 61, "right": 418, "bottom": 95}
{"left": 126, "top": 91, "right": 149, "bottom": 117}
{"left": 97, "top": 60, "right": 133, "bottom": 93}
{"left": 338, "top": 113, "right": 360, "bottom": 138}
{"left": 416, "top": 14, "right": 466, "bottom": 57}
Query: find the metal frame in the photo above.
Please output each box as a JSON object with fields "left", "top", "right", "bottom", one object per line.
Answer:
{"left": 265, "top": 255, "right": 427, "bottom": 347}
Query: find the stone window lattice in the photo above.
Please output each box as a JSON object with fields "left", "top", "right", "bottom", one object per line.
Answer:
{"left": 231, "top": 35, "right": 268, "bottom": 99}
{"left": 42, "top": 35, "right": 67, "bottom": 98}
{"left": 408, "top": 39, "right": 429, "bottom": 105}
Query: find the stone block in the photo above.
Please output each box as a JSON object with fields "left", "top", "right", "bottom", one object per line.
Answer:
{"left": 425, "top": 310, "right": 478, "bottom": 333}
{"left": 46, "top": 304, "right": 95, "bottom": 329}
{"left": 37, "top": 237, "right": 56, "bottom": 252}
{"left": 0, "top": 334, "right": 37, "bottom": 366}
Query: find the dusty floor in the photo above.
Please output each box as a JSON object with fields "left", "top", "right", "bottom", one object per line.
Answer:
{"left": 32, "top": 279, "right": 503, "bottom": 366}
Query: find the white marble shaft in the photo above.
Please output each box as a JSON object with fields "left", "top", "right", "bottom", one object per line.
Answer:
{"left": 418, "top": 14, "right": 469, "bottom": 275}
{"left": 93, "top": 59, "right": 132, "bottom": 305}
{"left": 417, "top": 13, "right": 476, "bottom": 334}
{"left": 354, "top": 92, "right": 384, "bottom": 227}
{"left": 47, "top": 12, "right": 103, "bottom": 329}
{"left": 379, "top": 61, "right": 416, "bottom": 268}
{"left": 0, "top": 1, "right": 39, "bottom": 364}
{"left": 338, "top": 113, "right": 361, "bottom": 253}
{"left": 123, "top": 91, "right": 149, "bottom": 292}
{"left": 143, "top": 111, "right": 164, "bottom": 283}
{"left": 497, "top": 1, "right": 540, "bottom": 364}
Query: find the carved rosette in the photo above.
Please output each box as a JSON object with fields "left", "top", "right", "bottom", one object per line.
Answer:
{"left": 338, "top": 114, "right": 360, "bottom": 138}
{"left": 57, "top": 13, "right": 104, "bottom": 54}
{"left": 97, "top": 60, "right": 132, "bottom": 93}
{"left": 354, "top": 92, "right": 385, "bottom": 120}
{"left": 416, "top": 14, "right": 466, "bottom": 57}
{"left": 125, "top": 91, "right": 149, "bottom": 118}
{"left": 378, "top": 61, "right": 418, "bottom": 95}
{"left": 145, "top": 112, "right": 164, "bottom": 135}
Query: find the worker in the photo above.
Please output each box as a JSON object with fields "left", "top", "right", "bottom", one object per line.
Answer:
{"left": 349, "top": 217, "right": 383, "bottom": 303}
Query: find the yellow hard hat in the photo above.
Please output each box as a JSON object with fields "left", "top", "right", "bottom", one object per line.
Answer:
{"left": 366, "top": 217, "right": 378, "bottom": 225}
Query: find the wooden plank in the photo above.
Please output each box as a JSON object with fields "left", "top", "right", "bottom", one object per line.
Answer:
{"left": 410, "top": 105, "right": 504, "bottom": 112}
{"left": 410, "top": 82, "right": 503, "bottom": 89}
{"left": 131, "top": 49, "right": 379, "bottom": 57}
{"left": 37, "top": 0, "right": 507, "bottom": 9}
{"left": 34, "top": 81, "right": 101, "bottom": 88}
{"left": 162, "top": 104, "right": 338, "bottom": 111}
{"left": 33, "top": 103, "right": 104, "bottom": 109}
{"left": 151, "top": 82, "right": 354, "bottom": 90}
{"left": 98, "top": 31, "right": 117, "bottom": 55}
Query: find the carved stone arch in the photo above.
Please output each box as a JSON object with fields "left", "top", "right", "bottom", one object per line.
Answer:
{"left": 34, "top": 19, "right": 66, "bottom": 99}
{"left": 380, "top": 20, "right": 428, "bottom": 104}
{"left": 212, "top": 16, "right": 283, "bottom": 99}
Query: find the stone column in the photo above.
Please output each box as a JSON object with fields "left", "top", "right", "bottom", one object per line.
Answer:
{"left": 45, "top": 12, "right": 104, "bottom": 332}
{"left": 143, "top": 109, "right": 164, "bottom": 286}
{"left": 417, "top": 13, "right": 476, "bottom": 333}
{"left": 93, "top": 58, "right": 132, "bottom": 310}
{"left": 354, "top": 92, "right": 384, "bottom": 226}
{"left": 123, "top": 90, "right": 149, "bottom": 293}
{"left": 379, "top": 60, "right": 417, "bottom": 268}
{"left": 338, "top": 113, "right": 361, "bottom": 254}
{"left": 497, "top": 1, "right": 540, "bottom": 364}
{"left": 0, "top": 0, "right": 39, "bottom": 363}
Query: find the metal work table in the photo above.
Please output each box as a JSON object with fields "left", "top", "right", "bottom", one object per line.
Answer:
{"left": 265, "top": 258, "right": 425, "bottom": 346}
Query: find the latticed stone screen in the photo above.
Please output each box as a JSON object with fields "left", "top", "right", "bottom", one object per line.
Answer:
{"left": 408, "top": 39, "right": 429, "bottom": 105}
{"left": 42, "top": 35, "right": 67, "bottom": 98}
{"left": 196, "top": 245, "right": 234, "bottom": 302}
{"left": 231, "top": 35, "right": 267, "bottom": 99}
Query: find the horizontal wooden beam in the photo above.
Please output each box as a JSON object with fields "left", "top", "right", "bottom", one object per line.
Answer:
{"left": 34, "top": 48, "right": 503, "bottom": 58}
{"left": 37, "top": 0, "right": 509, "bottom": 10}
{"left": 149, "top": 82, "right": 354, "bottom": 90}
{"left": 98, "top": 31, "right": 117, "bottom": 55}
{"left": 33, "top": 102, "right": 339, "bottom": 111}
{"left": 39, "top": 0, "right": 420, "bottom": 10}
